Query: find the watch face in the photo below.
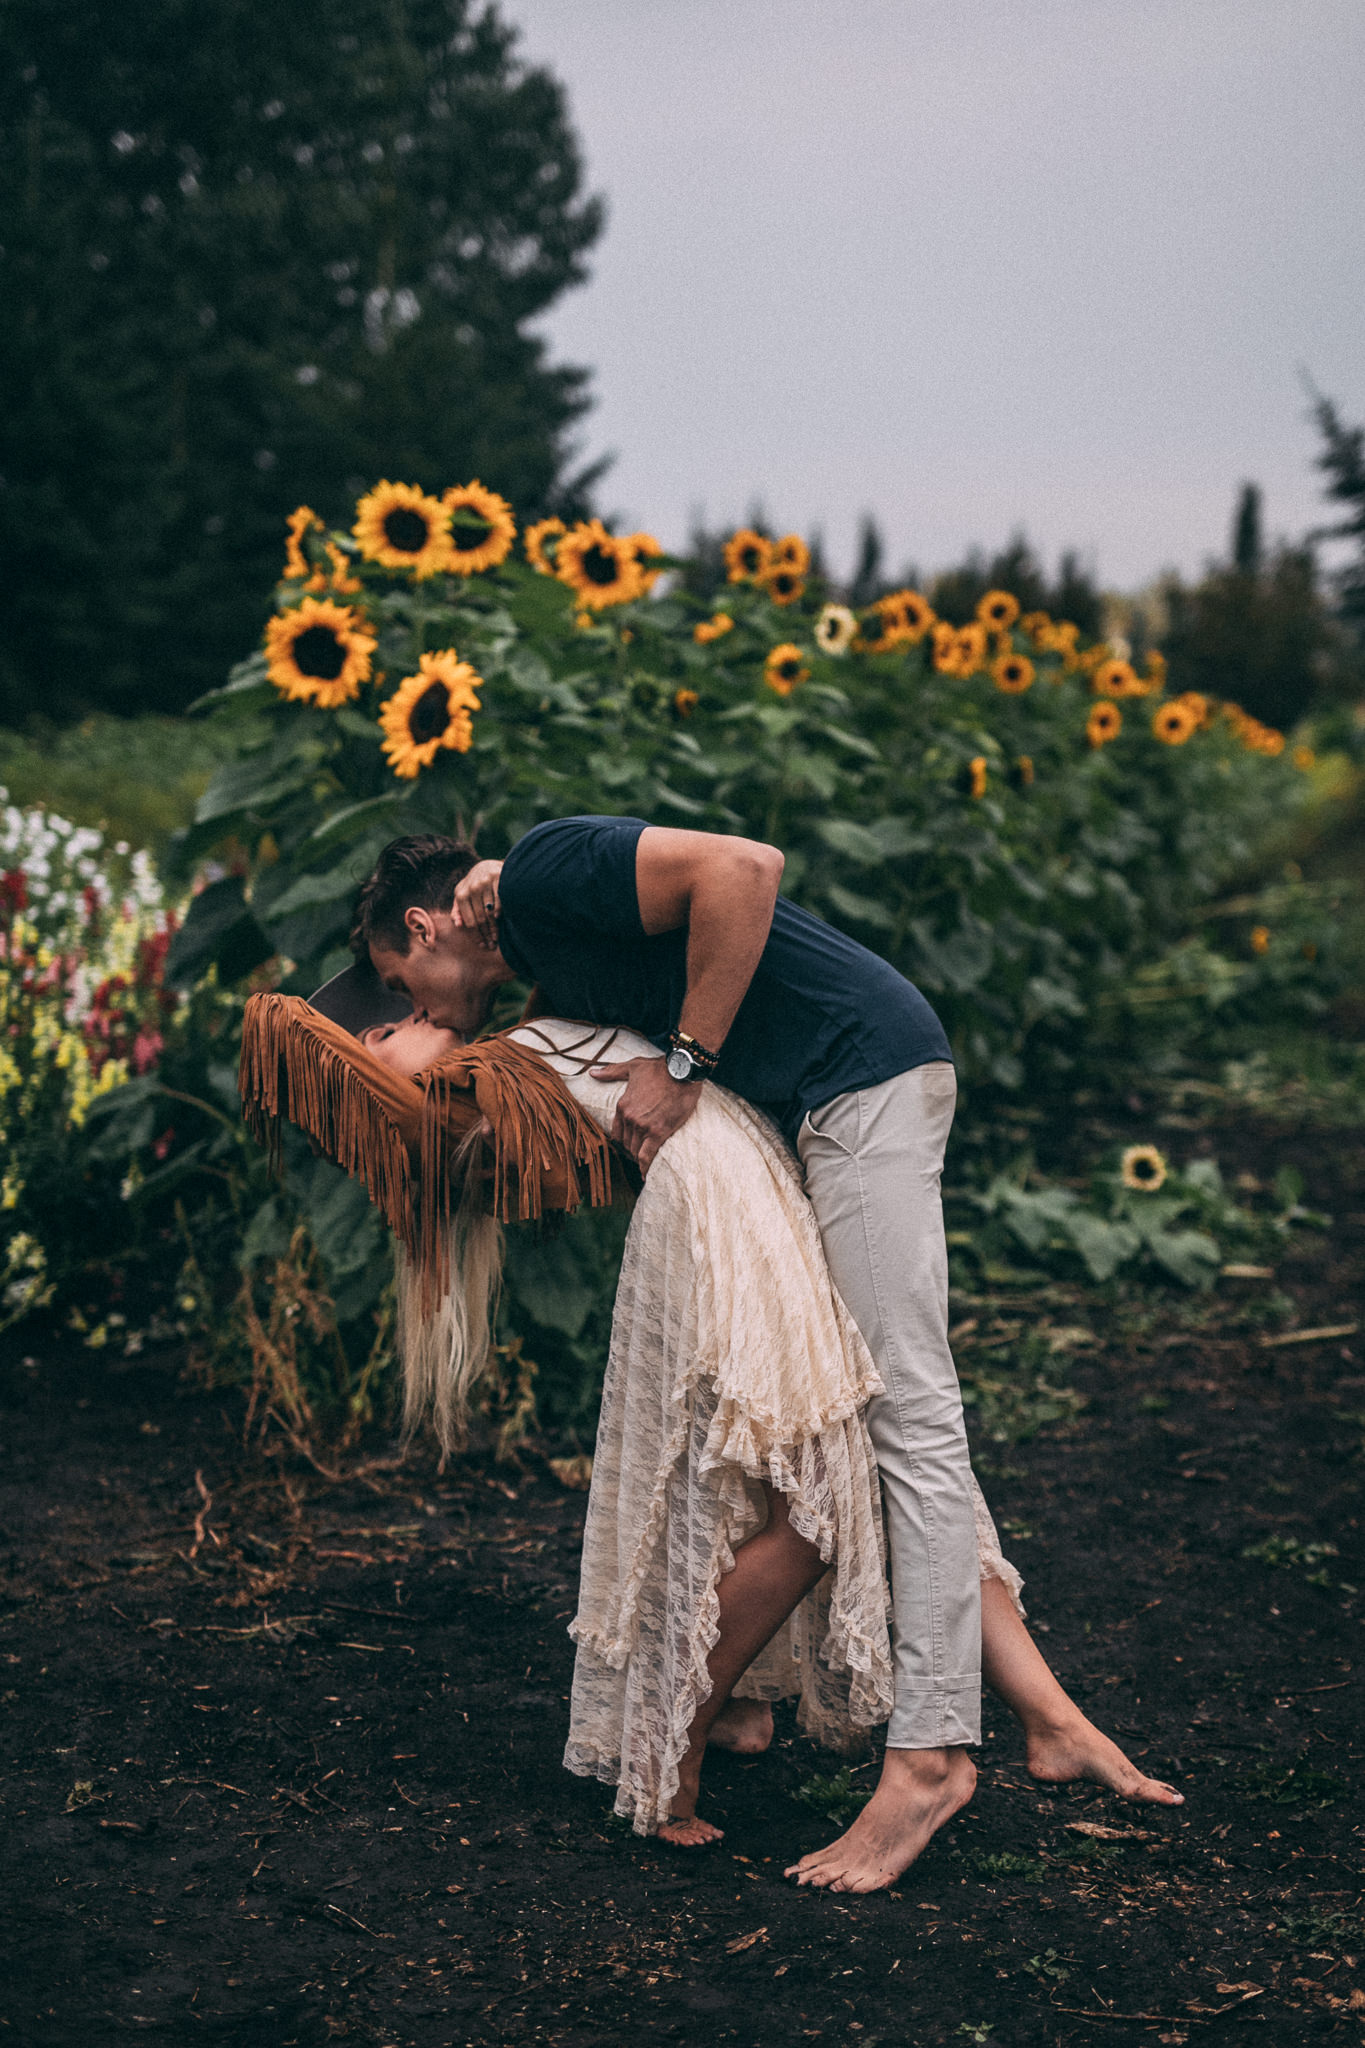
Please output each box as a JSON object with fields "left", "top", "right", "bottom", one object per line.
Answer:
{"left": 665, "top": 1047, "right": 693, "bottom": 1082}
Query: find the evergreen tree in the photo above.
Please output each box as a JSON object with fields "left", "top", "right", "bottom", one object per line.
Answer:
{"left": 0, "top": 0, "right": 603, "bottom": 718}
{"left": 1311, "top": 393, "right": 1365, "bottom": 651}
{"left": 1160, "top": 481, "right": 1343, "bottom": 730}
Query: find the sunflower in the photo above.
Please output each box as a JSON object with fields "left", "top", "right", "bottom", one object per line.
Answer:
{"left": 1009, "top": 754, "right": 1035, "bottom": 790}
{"left": 723, "top": 528, "right": 772, "bottom": 583}
{"left": 1256, "top": 726, "right": 1285, "bottom": 757}
{"left": 931, "top": 620, "right": 961, "bottom": 672}
{"left": 891, "top": 590, "right": 936, "bottom": 641}
{"left": 379, "top": 652, "right": 483, "bottom": 779}
{"left": 1293, "top": 745, "right": 1316, "bottom": 772}
{"left": 1175, "top": 690, "right": 1212, "bottom": 727}
{"left": 992, "top": 652, "right": 1035, "bottom": 695}
{"left": 856, "top": 598, "right": 908, "bottom": 655}
{"left": 319, "top": 541, "right": 362, "bottom": 595}
{"left": 1086, "top": 701, "right": 1122, "bottom": 748}
{"left": 770, "top": 533, "right": 811, "bottom": 575}
{"left": 1152, "top": 702, "right": 1197, "bottom": 746}
{"left": 441, "top": 481, "right": 516, "bottom": 575}
{"left": 814, "top": 603, "right": 858, "bottom": 655}
{"left": 764, "top": 643, "right": 808, "bottom": 696}
{"left": 954, "top": 624, "right": 989, "bottom": 677}
{"left": 284, "top": 506, "right": 323, "bottom": 581}
{"left": 264, "top": 598, "right": 377, "bottom": 709}
{"left": 673, "top": 688, "right": 699, "bottom": 719}
{"left": 352, "top": 481, "right": 454, "bottom": 579}
{"left": 524, "top": 517, "right": 567, "bottom": 576}
{"left": 1119, "top": 1144, "right": 1168, "bottom": 1193}
{"left": 968, "top": 756, "right": 988, "bottom": 800}
{"left": 977, "top": 589, "right": 1020, "bottom": 633}
{"left": 628, "top": 532, "right": 665, "bottom": 593}
{"left": 1145, "top": 649, "right": 1168, "bottom": 691}
{"left": 761, "top": 562, "right": 805, "bottom": 607}
{"left": 1020, "top": 609, "right": 1052, "bottom": 644}
{"left": 556, "top": 520, "right": 645, "bottom": 609}
{"left": 693, "top": 612, "right": 734, "bottom": 644}
{"left": 1092, "top": 657, "right": 1143, "bottom": 698}
{"left": 1250, "top": 924, "right": 1270, "bottom": 956}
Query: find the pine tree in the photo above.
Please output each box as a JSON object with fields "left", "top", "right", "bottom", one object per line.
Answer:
{"left": 0, "top": 0, "right": 603, "bottom": 718}
{"left": 1310, "top": 394, "right": 1365, "bottom": 650}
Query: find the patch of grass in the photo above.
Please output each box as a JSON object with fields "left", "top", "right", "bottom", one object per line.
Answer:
{"left": 961, "top": 1333, "right": 1086, "bottom": 1445}
{"left": 1241, "top": 1534, "right": 1340, "bottom": 1586}
{"left": 972, "top": 1851, "right": 1045, "bottom": 1884}
{"left": 1239, "top": 1760, "right": 1349, "bottom": 1808}
{"left": 1022, "top": 1947, "right": 1072, "bottom": 1984}
{"left": 793, "top": 1765, "right": 872, "bottom": 1830}
{"left": 1274, "top": 1906, "right": 1364, "bottom": 1953}
{"left": 1052, "top": 1836, "right": 1123, "bottom": 1867}
{"left": 0, "top": 713, "right": 248, "bottom": 855}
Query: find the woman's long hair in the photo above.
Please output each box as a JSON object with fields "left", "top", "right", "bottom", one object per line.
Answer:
{"left": 395, "top": 1119, "right": 505, "bottom": 1459}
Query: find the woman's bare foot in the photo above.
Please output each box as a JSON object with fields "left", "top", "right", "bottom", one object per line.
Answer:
{"left": 1026, "top": 1710, "right": 1184, "bottom": 1805}
{"left": 657, "top": 1811, "right": 724, "bottom": 1847}
{"left": 655, "top": 1749, "right": 723, "bottom": 1847}
{"left": 786, "top": 1746, "right": 976, "bottom": 1893}
{"left": 708, "top": 1698, "right": 774, "bottom": 1755}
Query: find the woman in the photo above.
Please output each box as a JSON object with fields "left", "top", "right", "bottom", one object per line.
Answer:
{"left": 351, "top": 1007, "right": 1182, "bottom": 1868}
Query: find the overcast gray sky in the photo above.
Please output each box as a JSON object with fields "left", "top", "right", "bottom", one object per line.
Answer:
{"left": 504, "top": 0, "right": 1364, "bottom": 591}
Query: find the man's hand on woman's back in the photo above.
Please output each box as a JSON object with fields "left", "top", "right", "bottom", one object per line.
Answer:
{"left": 589, "top": 1055, "right": 704, "bottom": 1174}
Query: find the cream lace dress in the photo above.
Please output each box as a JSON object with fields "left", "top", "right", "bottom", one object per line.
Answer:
{"left": 510, "top": 1018, "right": 1023, "bottom": 1836}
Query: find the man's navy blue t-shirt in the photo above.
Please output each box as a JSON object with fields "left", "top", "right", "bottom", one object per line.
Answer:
{"left": 496, "top": 816, "right": 951, "bottom": 1145}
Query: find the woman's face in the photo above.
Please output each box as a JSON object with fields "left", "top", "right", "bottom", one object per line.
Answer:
{"left": 359, "top": 1015, "right": 461, "bottom": 1078}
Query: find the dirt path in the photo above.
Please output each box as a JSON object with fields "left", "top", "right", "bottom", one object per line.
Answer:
{"left": 2, "top": 1122, "right": 1362, "bottom": 2047}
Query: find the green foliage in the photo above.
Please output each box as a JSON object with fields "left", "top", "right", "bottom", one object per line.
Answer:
{"left": 1158, "top": 479, "right": 1354, "bottom": 730}
{"left": 1239, "top": 1760, "right": 1348, "bottom": 1808}
{"left": 0, "top": 0, "right": 602, "bottom": 719}
{"left": 954, "top": 1152, "right": 1296, "bottom": 1292}
{"left": 971, "top": 1851, "right": 1045, "bottom": 1884}
{"left": 0, "top": 715, "right": 244, "bottom": 854}
{"left": 793, "top": 1765, "right": 873, "bottom": 1829}
{"left": 1241, "top": 1534, "right": 1340, "bottom": 1587}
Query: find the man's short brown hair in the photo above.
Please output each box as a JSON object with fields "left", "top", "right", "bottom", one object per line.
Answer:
{"left": 350, "top": 835, "right": 479, "bottom": 959}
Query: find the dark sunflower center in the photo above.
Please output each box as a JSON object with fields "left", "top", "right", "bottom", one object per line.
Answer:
{"left": 1133, "top": 1159, "right": 1157, "bottom": 1181}
{"left": 740, "top": 546, "right": 763, "bottom": 575}
{"left": 449, "top": 510, "right": 493, "bottom": 553}
{"left": 383, "top": 508, "right": 432, "bottom": 554}
{"left": 291, "top": 625, "right": 347, "bottom": 680}
{"left": 581, "top": 543, "right": 621, "bottom": 587}
{"left": 778, "top": 660, "right": 799, "bottom": 679}
{"left": 408, "top": 681, "right": 451, "bottom": 745}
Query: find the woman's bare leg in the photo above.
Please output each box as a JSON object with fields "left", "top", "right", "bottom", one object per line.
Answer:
{"left": 980, "top": 1576, "right": 1183, "bottom": 1804}
{"left": 658, "top": 1487, "right": 827, "bottom": 1847}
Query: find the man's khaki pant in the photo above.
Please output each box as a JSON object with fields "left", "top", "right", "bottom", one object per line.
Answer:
{"left": 798, "top": 1061, "right": 981, "bottom": 1750}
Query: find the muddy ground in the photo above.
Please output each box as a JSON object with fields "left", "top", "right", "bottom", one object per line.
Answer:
{"left": 1, "top": 1113, "right": 1363, "bottom": 2048}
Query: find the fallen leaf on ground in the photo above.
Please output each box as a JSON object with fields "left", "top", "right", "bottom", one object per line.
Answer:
{"left": 725, "top": 1927, "right": 767, "bottom": 1954}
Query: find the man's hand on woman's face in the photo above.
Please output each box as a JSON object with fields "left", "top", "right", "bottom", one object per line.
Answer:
{"left": 451, "top": 860, "right": 504, "bottom": 950}
{"left": 588, "top": 1056, "right": 703, "bottom": 1174}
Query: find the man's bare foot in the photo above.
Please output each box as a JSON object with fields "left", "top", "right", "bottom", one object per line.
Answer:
{"left": 708, "top": 1698, "right": 774, "bottom": 1755}
{"left": 785, "top": 1746, "right": 976, "bottom": 1893}
{"left": 1026, "top": 1710, "right": 1184, "bottom": 1805}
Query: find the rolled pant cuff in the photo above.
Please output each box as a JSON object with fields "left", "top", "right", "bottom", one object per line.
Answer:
{"left": 886, "top": 1681, "right": 981, "bottom": 1751}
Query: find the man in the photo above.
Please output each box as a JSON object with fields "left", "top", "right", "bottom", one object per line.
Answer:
{"left": 346, "top": 815, "right": 980, "bottom": 1892}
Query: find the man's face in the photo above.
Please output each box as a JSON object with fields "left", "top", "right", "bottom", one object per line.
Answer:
{"left": 369, "top": 907, "right": 500, "bottom": 1033}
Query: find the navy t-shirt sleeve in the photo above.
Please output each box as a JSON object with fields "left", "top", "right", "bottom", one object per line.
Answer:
{"left": 499, "top": 815, "right": 648, "bottom": 941}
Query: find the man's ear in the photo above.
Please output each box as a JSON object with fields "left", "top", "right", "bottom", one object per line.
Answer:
{"left": 404, "top": 905, "right": 437, "bottom": 949}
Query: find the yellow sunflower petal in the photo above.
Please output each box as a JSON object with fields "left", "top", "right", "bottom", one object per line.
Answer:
{"left": 264, "top": 597, "right": 377, "bottom": 709}
{"left": 442, "top": 480, "right": 517, "bottom": 575}
{"left": 378, "top": 652, "right": 483, "bottom": 779}
{"left": 353, "top": 481, "right": 454, "bottom": 580}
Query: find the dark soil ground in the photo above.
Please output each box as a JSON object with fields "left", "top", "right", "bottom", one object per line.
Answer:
{"left": 2, "top": 1113, "right": 1363, "bottom": 2048}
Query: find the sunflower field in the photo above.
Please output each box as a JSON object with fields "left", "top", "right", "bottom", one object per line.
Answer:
{"left": 7, "top": 478, "right": 1346, "bottom": 1445}
{"left": 168, "top": 478, "right": 1331, "bottom": 1099}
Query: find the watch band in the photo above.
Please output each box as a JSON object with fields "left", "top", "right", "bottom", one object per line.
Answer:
{"left": 666, "top": 1027, "right": 720, "bottom": 1076}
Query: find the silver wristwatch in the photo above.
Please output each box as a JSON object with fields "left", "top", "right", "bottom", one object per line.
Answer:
{"left": 666, "top": 1044, "right": 702, "bottom": 1083}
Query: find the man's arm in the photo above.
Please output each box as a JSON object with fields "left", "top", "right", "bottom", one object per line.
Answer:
{"left": 593, "top": 826, "right": 784, "bottom": 1171}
